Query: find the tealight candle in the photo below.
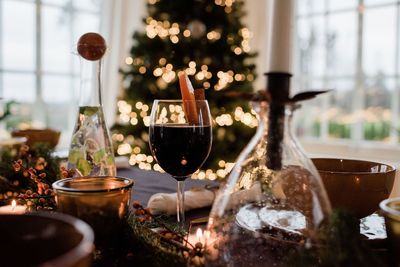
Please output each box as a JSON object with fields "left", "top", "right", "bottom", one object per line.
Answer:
{"left": 0, "top": 200, "right": 26, "bottom": 214}
{"left": 188, "top": 228, "right": 205, "bottom": 247}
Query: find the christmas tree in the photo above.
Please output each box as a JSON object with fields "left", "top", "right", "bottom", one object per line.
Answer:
{"left": 113, "top": 0, "right": 258, "bottom": 180}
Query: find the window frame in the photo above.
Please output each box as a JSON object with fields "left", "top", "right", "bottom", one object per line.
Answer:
{"left": 295, "top": 0, "right": 400, "bottom": 146}
{"left": 0, "top": 0, "right": 102, "bottom": 147}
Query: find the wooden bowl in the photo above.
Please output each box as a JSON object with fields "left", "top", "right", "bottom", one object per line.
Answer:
{"left": 0, "top": 212, "right": 94, "bottom": 267}
{"left": 12, "top": 128, "right": 60, "bottom": 148}
{"left": 312, "top": 158, "right": 396, "bottom": 218}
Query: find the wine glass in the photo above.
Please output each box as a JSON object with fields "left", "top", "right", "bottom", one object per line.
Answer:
{"left": 149, "top": 99, "right": 212, "bottom": 225}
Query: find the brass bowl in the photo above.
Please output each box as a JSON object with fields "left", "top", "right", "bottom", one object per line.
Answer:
{"left": 312, "top": 158, "right": 396, "bottom": 218}
{"left": 53, "top": 176, "right": 134, "bottom": 248}
{"left": 0, "top": 212, "right": 94, "bottom": 267}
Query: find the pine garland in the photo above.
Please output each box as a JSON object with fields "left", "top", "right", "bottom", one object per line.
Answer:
{"left": 0, "top": 144, "right": 69, "bottom": 210}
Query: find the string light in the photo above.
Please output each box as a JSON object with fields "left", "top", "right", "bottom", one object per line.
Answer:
{"left": 233, "top": 47, "right": 242, "bottom": 55}
{"left": 139, "top": 66, "right": 146, "bottom": 74}
{"left": 215, "top": 0, "right": 235, "bottom": 7}
{"left": 207, "top": 30, "right": 221, "bottom": 41}
{"left": 247, "top": 74, "right": 255, "bottom": 81}
{"left": 215, "top": 70, "right": 235, "bottom": 91}
{"left": 216, "top": 114, "right": 234, "bottom": 126}
{"left": 239, "top": 28, "right": 252, "bottom": 52}
{"left": 117, "top": 143, "right": 132, "bottom": 155}
{"left": 133, "top": 58, "right": 144, "bottom": 65}
{"left": 125, "top": 57, "right": 133, "bottom": 65}
{"left": 189, "top": 61, "right": 196, "bottom": 68}
{"left": 146, "top": 18, "right": 181, "bottom": 41}
{"left": 170, "top": 36, "right": 179, "bottom": 43}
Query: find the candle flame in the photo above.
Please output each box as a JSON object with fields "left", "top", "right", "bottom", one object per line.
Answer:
{"left": 204, "top": 230, "right": 210, "bottom": 241}
{"left": 11, "top": 200, "right": 16, "bottom": 211}
{"left": 196, "top": 228, "right": 203, "bottom": 242}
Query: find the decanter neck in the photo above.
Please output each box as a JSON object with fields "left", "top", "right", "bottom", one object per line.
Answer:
{"left": 79, "top": 58, "right": 102, "bottom": 107}
{"left": 253, "top": 102, "right": 296, "bottom": 138}
{"left": 252, "top": 101, "right": 269, "bottom": 134}
{"left": 283, "top": 104, "right": 296, "bottom": 139}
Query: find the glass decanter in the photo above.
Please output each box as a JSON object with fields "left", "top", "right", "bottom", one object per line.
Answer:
{"left": 205, "top": 100, "right": 331, "bottom": 267}
{"left": 67, "top": 33, "right": 116, "bottom": 177}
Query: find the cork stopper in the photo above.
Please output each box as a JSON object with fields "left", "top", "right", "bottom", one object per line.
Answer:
{"left": 77, "top": 32, "right": 107, "bottom": 61}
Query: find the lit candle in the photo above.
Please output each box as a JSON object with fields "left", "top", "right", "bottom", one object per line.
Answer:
{"left": 197, "top": 228, "right": 205, "bottom": 244}
{"left": 203, "top": 230, "right": 219, "bottom": 261}
{"left": 187, "top": 228, "right": 207, "bottom": 247}
{"left": 268, "top": 0, "right": 294, "bottom": 73}
{"left": 0, "top": 200, "right": 26, "bottom": 214}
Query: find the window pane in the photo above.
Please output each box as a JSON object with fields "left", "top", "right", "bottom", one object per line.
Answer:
{"left": 42, "top": 0, "right": 70, "bottom": 6}
{"left": 328, "top": 0, "right": 357, "bottom": 11}
{"left": 46, "top": 102, "right": 75, "bottom": 132}
{"left": 43, "top": 75, "right": 75, "bottom": 103}
{"left": 297, "top": 16, "right": 326, "bottom": 78}
{"left": 46, "top": 101, "right": 76, "bottom": 149}
{"left": 2, "top": 0, "right": 35, "bottom": 71}
{"left": 3, "top": 72, "right": 35, "bottom": 102}
{"left": 42, "top": 6, "right": 72, "bottom": 73}
{"left": 363, "top": 6, "right": 396, "bottom": 76}
{"left": 73, "top": 0, "right": 102, "bottom": 12}
{"left": 73, "top": 13, "right": 101, "bottom": 43}
{"left": 327, "top": 79, "right": 354, "bottom": 139}
{"left": 365, "top": 0, "right": 397, "bottom": 6}
{"left": 295, "top": 79, "right": 325, "bottom": 138}
{"left": 327, "top": 12, "right": 357, "bottom": 77}
{"left": 363, "top": 77, "right": 392, "bottom": 141}
{"left": 297, "top": 0, "right": 325, "bottom": 16}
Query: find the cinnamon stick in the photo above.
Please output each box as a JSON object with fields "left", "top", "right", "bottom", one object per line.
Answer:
{"left": 178, "top": 73, "right": 198, "bottom": 124}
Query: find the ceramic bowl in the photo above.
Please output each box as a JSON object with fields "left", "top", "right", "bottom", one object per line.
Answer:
{"left": 312, "top": 158, "right": 396, "bottom": 218}
{"left": 0, "top": 212, "right": 94, "bottom": 267}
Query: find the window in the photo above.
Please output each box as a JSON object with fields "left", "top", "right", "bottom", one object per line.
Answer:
{"left": 0, "top": 0, "right": 102, "bottom": 147}
{"left": 295, "top": 0, "right": 400, "bottom": 145}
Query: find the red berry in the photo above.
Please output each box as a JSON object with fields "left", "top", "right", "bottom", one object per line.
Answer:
{"left": 132, "top": 201, "right": 141, "bottom": 209}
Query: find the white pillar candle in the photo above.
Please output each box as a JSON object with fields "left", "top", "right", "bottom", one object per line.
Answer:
{"left": 268, "top": 0, "right": 294, "bottom": 73}
{"left": 0, "top": 200, "right": 26, "bottom": 214}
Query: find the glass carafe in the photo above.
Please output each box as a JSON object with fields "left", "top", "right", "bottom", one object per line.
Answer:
{"left": 67, "top": 38, "right": 116, "bottom": 177}
{"left": 205, "top": 101, "right": 331, "bottom": 267}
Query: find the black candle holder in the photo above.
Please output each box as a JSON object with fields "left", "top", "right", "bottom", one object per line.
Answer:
{"left": 265, "top": 72, "right": 292, "bottom": 170}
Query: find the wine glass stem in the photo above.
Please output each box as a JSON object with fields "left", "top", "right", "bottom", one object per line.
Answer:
{"left": 176, "top": 179, "right": 186, "bottom": 226}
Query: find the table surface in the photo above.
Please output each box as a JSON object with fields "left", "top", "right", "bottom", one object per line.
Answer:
{"left": 117, "top": 166, "right": 216, "bottom": 222}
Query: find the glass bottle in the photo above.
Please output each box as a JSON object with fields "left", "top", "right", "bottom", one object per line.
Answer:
{"left": 205, "top": 101, "right": 331, "bottom": 267}
{"left": 67, "top": 36, "right": 116, "bottom": 177}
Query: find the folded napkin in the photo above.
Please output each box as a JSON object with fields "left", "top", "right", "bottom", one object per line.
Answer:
{"left": 148, "top": 187, "right": 215, "bottom": 215}
{"left": 147, "top": 183, "right": 261, "bottom": 215}
{"left": 115, "top": 156, "right": 130, "bottom": 169}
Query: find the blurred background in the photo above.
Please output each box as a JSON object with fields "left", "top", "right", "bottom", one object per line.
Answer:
{"left": 0, "top": 0, "right": 398, "bottom": 176}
